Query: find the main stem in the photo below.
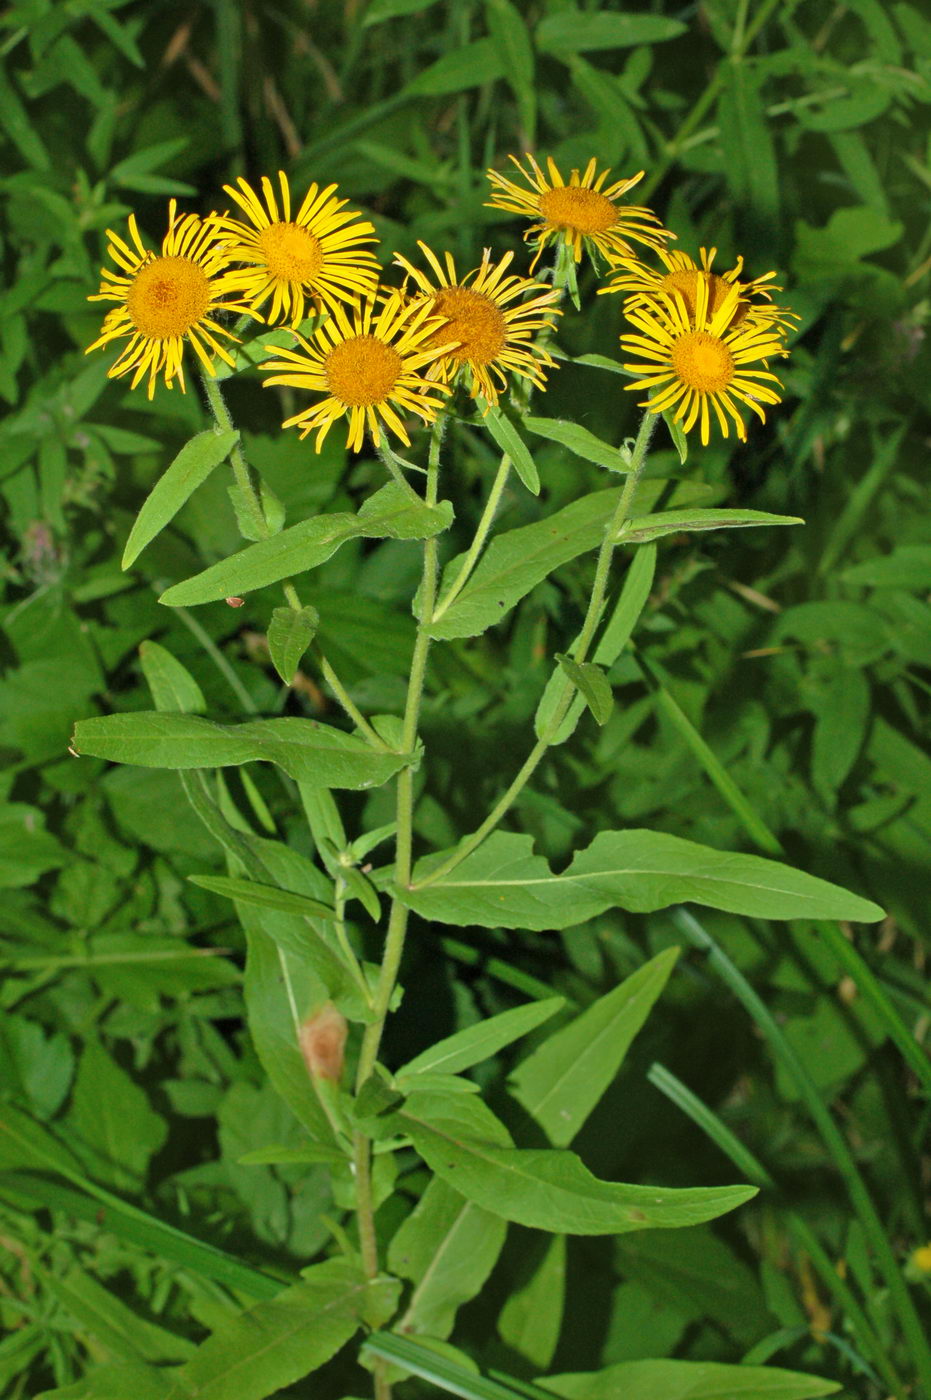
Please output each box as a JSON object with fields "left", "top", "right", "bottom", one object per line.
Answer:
{"left": 413, "top": 411, "right": 658, "bottom": 891}
{"left": 352, "top": 421, "right": 444, "bottom": 1400}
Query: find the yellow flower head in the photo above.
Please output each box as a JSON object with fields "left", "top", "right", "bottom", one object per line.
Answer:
{"left": 604, "top": 245, "right": 796, "bottom": 332}
{"left": 213, "top": 171, "right": 381, "bottom": 326}
{"left": 86, "top": 200, "right": 249, "bottom": 398}
{"left": 620, "top": 278, "right": 790, "bottom": 446}
{"left": 393, "top": 242, "right": 561, "bottom": 406}
{"left": 911, "top": 1243, "right": 931, "bottom": 1274}
{"left": 259, "top": 289, "right": 455, "bottom": 453}
{"left": 486, "top": 154, "right": 671, "bottom": 271}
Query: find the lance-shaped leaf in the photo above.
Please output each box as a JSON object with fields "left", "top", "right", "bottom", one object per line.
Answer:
{"left": 556, "top": 655, "right": 613, "bottom": 725}
{"left": 159, "top": 483, "right": 453, "bottom": 606}
{"left": 162, "top": 1258, "right": 398, "bottom": 1400}
{"left": 544, "top": 1358, "right": 841, "bottom": 1400}
{"left": 616, "top": 507, "right": 802, "bottom": 545}
{"left": 478, "top": 401, "right": 540, "bottom": 494}
{"left": 525, "top": 416, "right": 631, "bottom": 474}
{"left": 401, "top": 829, "right": 884, "bottom": 928}
{"left": 138, "top": 640, "right": 206, "bottom": 713}
{"left": 427, "top": 488, "right": 621, "bottom": 641}
{"left": 122, "top": 428, "right": 239, "bottom": 569}
{"left": 398, "top": 1091, "right": 755, "bottom": 1236}
{"left": 397, "top": 996, "right": 564, "bottom": 1079}
{"left": 388, "top": 1177, "right": 507, "bottom": 1339}
{"left": 510, "top": 947, "right": 679, "bottom": 1147}
{"left": 72, "top": 712, "right": 408, "bottom": 790}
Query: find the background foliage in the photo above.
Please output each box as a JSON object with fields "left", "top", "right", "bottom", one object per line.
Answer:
{"left": 1, "top": 0, "right": 929, "bottom": 1397}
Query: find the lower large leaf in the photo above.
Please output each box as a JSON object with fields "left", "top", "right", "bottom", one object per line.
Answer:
{"left": 402, "top": 829, "right": 883, "bottom": 927}
{"left": 399, "top": 1092, "right": 755, "bottom": 1236}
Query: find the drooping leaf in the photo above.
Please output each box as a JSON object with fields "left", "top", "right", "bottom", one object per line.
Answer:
{"left": 556, "top": 655, "right": 614, "bottom": 725}
{"left": 398, "top": 1092, "right": 755, "bottom": 1236}
{"left": 498, "top": 1234, "right": 566, "bottom": 1370}
{"left": 267, "top": 605, "right": 319, "bottom": 684}
{"left": 72, "top": 712, "right": 408, "bottom": 790}
{"left": 121, "top": 429, "right": 239, "bottom": 568}
{"left": 188, "top": 874, "right": 337, "bottom": 924}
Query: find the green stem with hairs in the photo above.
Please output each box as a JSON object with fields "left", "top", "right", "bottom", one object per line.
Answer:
{"left": 412, "top": 410, "right": 658, "bottom": 892}
{"left": 351, "top": 420, "right": 446, "bottom": 1400}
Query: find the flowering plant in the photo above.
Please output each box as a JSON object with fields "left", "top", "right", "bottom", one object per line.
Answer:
{"left": 70, "top": 158, "right": 888, "bottom": 1400}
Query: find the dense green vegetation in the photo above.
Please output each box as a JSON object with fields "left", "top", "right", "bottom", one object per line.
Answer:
{"left": 1, "top": 2, "right": 929, "bottom": 1398}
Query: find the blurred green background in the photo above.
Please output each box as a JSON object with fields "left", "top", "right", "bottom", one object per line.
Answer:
{"left": 1, "top": 1, "right": 929, "bottom": 1396}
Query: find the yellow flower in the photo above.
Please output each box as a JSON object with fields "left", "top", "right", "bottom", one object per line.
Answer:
{"left": 393, "top": 242, "right": 561, "bottom": 405}
{"left": 213, "top": 171, "right": 380, "bottom": 325}
{"left": 911, "top": 1243, "right": 931, "bottom": 1274}
{"left": 604, "top": 245, "right": 796, "bottom": 332}
{"left": 486, "top": 153, "right": 671, "bottom": 270}
{"left": 620, "top": 278, "right": 789, "bottom": 446}
{"left": 259, "top": 290, "right": 454, "bottom": 452}
{"left": 85, "top": 200, "right": 248, "bottom": 399}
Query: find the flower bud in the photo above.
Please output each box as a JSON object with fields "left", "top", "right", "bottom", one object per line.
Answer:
{"left": 298, "top": 1003, "right": 347, "bottom": 1083}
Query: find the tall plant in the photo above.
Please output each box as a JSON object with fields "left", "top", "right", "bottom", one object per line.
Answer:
{"left": 67, "top": 156, "right": 884, "bottom": 1400}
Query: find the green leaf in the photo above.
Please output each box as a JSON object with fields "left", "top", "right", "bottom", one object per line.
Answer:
{"left": 536, "top": 9, "right": 687, "bottom": 53}
{"left": 403, "top": 829, "right": 884, "bottom": 928}
{"left": 544, "top": 1358, "right": 841, "bottom": 1400}
{"left": 45, "top": 1264, "right": 195, "bottom": 1363}
{"left": 399, "top": 1092, "right": 756, "bottom": 1236}
{"left": 364, "top": 0, "right": 442, "bottom": 25}
{"left": 0, "top": 804, "right": 68, "bottom": 888}
{"left": 72, "top": 713, "right": 408, "bottom": 790}
{"left": 159, "top": 483, "right": 453, "bottom": 606}
{"left": 498, "top": 1234, "right": 566, "bottom": 1370}
{"left": 556, "top": 655, "right": 614, "bottom": 725}
{"left": 811, "top": 669, "right": 871, "bottom": 800}
{"left": 510, "top": 948, "right": 679, "bottom": 1147}
{"left": 68, "top": 1039, "right": 166, "bottom": 1192}
{"left": 663, "top": 412, "right": 689, "bottom": 464}
{"left": 163, "top": 1259, "right": 397, "bottom": 1400}
{"left": 717, "top": 60, "right": 779, "bottom": 228}
{"left": 0, "top": 63, "right": 50, "bottom": 170}
{"left": 404, "top": 39, "right": 504, "bottom": 95}
{"left": 486, "top": 0, "right": 536, "bottom": 138}
{"left": 138, "top": 640, "right": 206, "bottom": 714}
{"left": 617, "top": 508, "right": 803, "bottom": 544}
{"left": 525, "top": 416, "right": 630, "bottom": 474}
{"left": 188, "top": 874, "right": 337, "bottom": 924}
{"left": 841, "top": 544, "right": 931, "bottom": 589}
{"left": 388, "top": 1178, "right": 507, "bottom": 1340}
{"left": 121, "top": 429, "right": 239, "bottom": 569}
{"left": 535, "top": 543, "right": 656, "bottom": 745}
{"left": 479, "top": 403, "right": 540, "bottom": 494}
{"left": 428, "top": 488, "right": 621, "bottom": 640}
{"left": 267, "top": 605, "right": 319, "bottom": 684}
{"left": 35, "top": 1360, "right": 169, "bottom": 1400}
{"left": 397, "top": 996, "right": 564, "bottom": 1078}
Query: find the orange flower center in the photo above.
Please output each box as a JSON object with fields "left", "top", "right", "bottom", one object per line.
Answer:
{"left": 430, "top": 286, "right": 506, "bottom": 366}
{"left": 538, "top": 185, "right": 617, "bottom": 235}
{"left": 661, "top": 269, "right": 748, "bottom": 325}
{"left": 671, "top": 331, "right": 734, "bottom": 394}
{"left": 126, "top": 256, "right": 211, "bottom": 339}
{"left": 258, "top": 221, "right": 324, "bottom": 282}
{"left": 324, "top": 335, "right": 402, "bottom": 407}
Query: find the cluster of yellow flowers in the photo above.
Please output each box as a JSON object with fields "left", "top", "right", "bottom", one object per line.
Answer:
{"left": 86, "top": 156, "right": 794, "bottom": 449}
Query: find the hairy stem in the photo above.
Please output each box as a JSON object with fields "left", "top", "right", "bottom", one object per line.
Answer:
{"left": 412, "top": 410, "right": 658, "bottom": 891}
